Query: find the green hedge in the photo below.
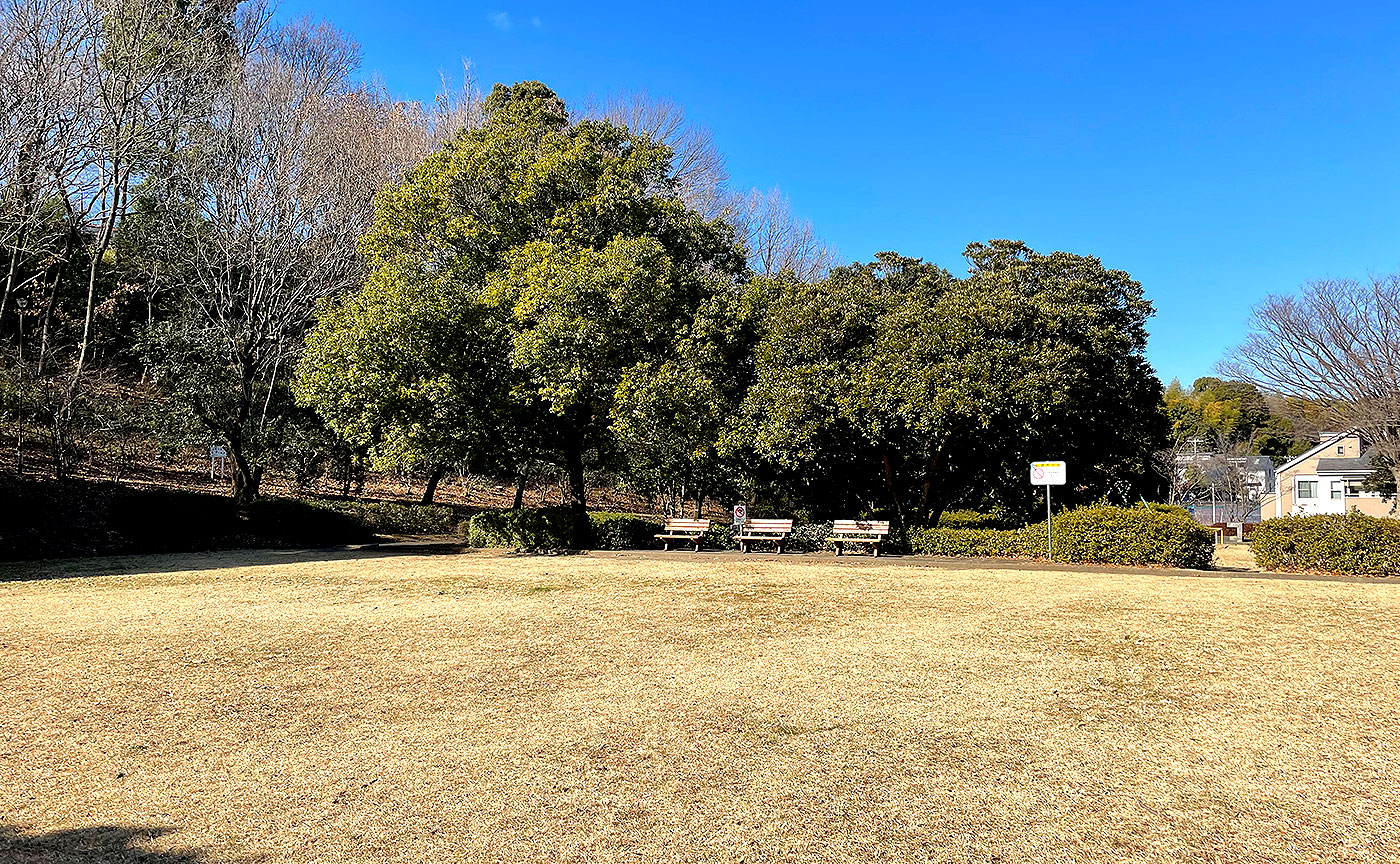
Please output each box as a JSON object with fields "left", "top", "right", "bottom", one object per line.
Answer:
{"left": 786, "top": 521, "right": 833, "bottom": 552}
{"left": 311, "top": 499, "right": 459, "bottom": 535}
{"left": 242, "top": 498, "right": 375, "bottom": 547}
{"left": 937, "top": 509, "right": 1009, "bottom": 529}
{"left": 0, "top": 476, "right": 455, "bottom": 561}
{"left": 910, "top": 505, "right": 1215, "bottom": 569}
{"left": 910, "top": 525, "right": 1042, "bottom": 558}
{"left": 590, "top": 512, "right": 664, "bottom": 550}
{"left": 704, "top": 522, "right": 734, "bottom": 550}
{"left": 1253, "top": 512, "right": 1400, "bottom": 576}
{"left": 1050, "top": 505, "right": 1215, "bottom": 569}
{"left": 462, "top": 507, "right": 590, "bottom": 550}
{"left": 1142, "top": 502, "right": 1192, "bottom": 520}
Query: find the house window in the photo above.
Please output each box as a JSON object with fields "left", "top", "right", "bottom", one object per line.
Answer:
{"left": 1337, "top": 446, "right": 1345, "bottom": 454}
{"left": 1298, "top": 480, "right": 1318, "bottom": 499}
{"left": 1346, "top": 481, "right": 1365, "bottom": 496}
{"left": 1331, "top": 481, "right": 1343, "bottom": 500}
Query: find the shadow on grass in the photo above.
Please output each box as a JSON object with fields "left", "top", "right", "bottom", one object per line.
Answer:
{"left": 0, "top": 824, "right": 209, "bottom": 863}
{"left": 0, "top": 541, "right": 474, "bottom": 582}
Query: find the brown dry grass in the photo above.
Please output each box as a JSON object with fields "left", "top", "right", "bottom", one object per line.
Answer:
{"left": 2, "top": 549, "right": 1397, "bottom": 863}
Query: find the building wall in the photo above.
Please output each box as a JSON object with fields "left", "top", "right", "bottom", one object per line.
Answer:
{"left": 1261, "top": 435, "right": 1396, "bottom": 520}
{"left": 1350, "top": 496, "right": 1398, "bottom": 518}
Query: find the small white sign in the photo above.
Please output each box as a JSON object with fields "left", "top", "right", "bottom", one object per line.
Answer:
{"left": 1030, "top": 461, "right": 1067, "bottom": 486}
{"left": 210, "top": 445, "right": 227, "bottom": 459}
{"left": 732, "top": 503, "right": 746, "bottom": 528}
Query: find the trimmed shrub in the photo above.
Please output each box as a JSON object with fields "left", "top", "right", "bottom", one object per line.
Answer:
{"left": 910, "top": 505, "right": 1215, "bottom": 569}
{"left": 1049, "top": 505, "right": 1214, "bottom": 569}
{"left": 0, "top": 476, "right": 415, "bottom": 561}
{"left": 910, "top": 525, "right": 1041, "bottom": 558}
{"left": 312, "top": 499, "right": 459, "bottom": 535}
{"left": 1253, "top": 512, "right": 1400, "bottom": 576}
{"left": 1142, "top": 502, "right": 1192, "bottom": 520}
{"left": 936, "top": 509, "right": 1006, "bottom": 529}
{"left": 242, "top": 498, "right": 374, "bottom": 547}
{"left": 704, "top": 522, "right": 734, "bottom": 550}
{"left": 787, "top": 521, "right": 833, "bottom": 553}
{"left": 464, "top": 507, "right": 589, "bottom": 550}
{"left": 589, "top": 512, "right": 664, "bottom": 550}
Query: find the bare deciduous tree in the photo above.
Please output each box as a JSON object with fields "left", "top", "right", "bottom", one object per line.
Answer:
{"left": 729, "top": 186, "right": 840, "bottom": 281}
{"left": 153, "top": 9, "right": 429, "bottom": 502}
{"left": 428, "top": 60, "right": 484, "bottom": 145}
{"left": 1223, "top": 275, "right": 1400, "bottom": 496}
{"left": 585, "top": 91, "right": 838, "bottom": 280}
{"left": 0, "top": 0, "right": 97, "bottom": 338}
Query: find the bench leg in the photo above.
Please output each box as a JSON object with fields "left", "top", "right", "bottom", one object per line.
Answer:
{"left": 739, "top": 540, "right": 747, "bottom": 554}
{"left": 776, "top": 540, "right": 784, "bottom": 555}
{"left": 872, "top": 541, "right": 881, "bottom": 558}
{"left": 835, "top": 542, "right": 843, "bottom": 556}
{"left": 692, "top": 537, "right": 702, "bottom": 553}
{"left": 662, "top": 539, "right": 672, "bottom": 552}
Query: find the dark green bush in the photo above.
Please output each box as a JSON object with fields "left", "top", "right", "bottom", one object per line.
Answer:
{"left": 465, "top": 507, "right": 589, "bottom": 550}
{"left": 910, "top": 525, "right": 1041, "bottom": 558}
{"left": 241, "top": 498, "right": 375, "bottom": 547}
{"left": 787, "top": 521, "right": 833, "bottom": 552}
{"left": 1253, "top": 512, "right": 1400, "bottom": 576}
{"left": 1049, "top": 505, "right": 1214, "bottom": 569}
{"left": 1142, "top": 502, "right": 1192, "bottom": 520}
{"left": 910, "top": 505, "right": 1215, "bottom": 569}
{"left": 704, "top": 522, "right": 734, "bottom": 550}
{"left": 589, "top": 512, "right": 664, "bottom": 550}
{"left": 311, "top": 499, "right": 458, "bottom": 535}
{"left": 0, "top": 476, "right": 408, "bottom": 561}
{"left": 936, "top": 509, "right": 1008, "bottom": 529}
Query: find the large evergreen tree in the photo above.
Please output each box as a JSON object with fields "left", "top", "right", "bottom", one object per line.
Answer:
{"left": 296, "top": 81, "right": 748, "bottom": 513}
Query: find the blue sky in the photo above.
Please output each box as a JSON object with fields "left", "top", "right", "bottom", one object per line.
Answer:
{"left": 280, "top": 0, "right": 1400, "bottom": 386}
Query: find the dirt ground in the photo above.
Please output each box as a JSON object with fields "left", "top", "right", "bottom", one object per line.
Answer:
{"left": 2, "top": 547, "right": 1396, "bottom": 863}
{"left": 1211, "top": 543, "right": 1259, "bottom": 571}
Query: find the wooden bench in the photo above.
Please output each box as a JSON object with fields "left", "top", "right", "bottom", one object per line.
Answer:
{"left": 829, "top": 519, "right": 891, "bottom": 557}
{"left": 738, "top": 518, "right": 794, "bottom": 554}
{"left": 655, "top": 518, "right": 710, "bottom": 552}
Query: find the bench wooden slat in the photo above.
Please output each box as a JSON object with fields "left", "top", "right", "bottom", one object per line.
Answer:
{"left": 660, "top": 519, "right": 710, "bottom": 530}
{"left": 832, "top": 520, "right": 890, "bottom": 534}
{"left": 656, "top": 517, "right": 710, "bottom": 552}
{"left": 829, "top": 517, "right": 891, "bottom": 557}
{"left": 737, "top": 518, "right": 792, "bottom": 554}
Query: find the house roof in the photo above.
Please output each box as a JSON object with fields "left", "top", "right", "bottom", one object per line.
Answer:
{"left": 1274, "top": 430, "right": 1356, "bottom": 475}
{"left": 1315, "top": 455, "right": 1379, "bottom": 475}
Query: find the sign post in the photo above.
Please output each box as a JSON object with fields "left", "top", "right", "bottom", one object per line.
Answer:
{"left": 1029, "top": 461, "right": 1067, "bottom": 560}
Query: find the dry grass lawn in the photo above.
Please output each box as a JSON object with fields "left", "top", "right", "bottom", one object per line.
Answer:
{"left": 1, "top": 548, "right": 1397, "bottom": 863}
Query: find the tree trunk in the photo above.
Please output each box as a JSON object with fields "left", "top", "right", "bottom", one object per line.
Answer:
{"left": 917, "top": 434, "right": 956, "bottom": 525}
{"left": 562, "top": 435, "right": 587, "bottom": 514}
{"left": 352, "top": 446, "right": 368, "bottom": 495}
{"left": 230, "top": 443, "right": 262, "bottom": 506}
{"left": 73, "top": 177, "right": 124, "bottom": 383}
{"left": 513, "top": 462, "right": 530, "bottom": 510}
{"left": 421, "top": 463, "right": 448, "bottom": 504}
{"left": 36, "top": 269, "right": 61, "bottom": 375}
{"left": 881, "top": 448, "right": 905, "bottom": 527}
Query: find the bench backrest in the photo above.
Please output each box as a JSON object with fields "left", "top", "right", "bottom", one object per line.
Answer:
{"left": 743, "top": 518, "right": 794, "bottom": 533}
{"left": 832, "top": 519, "right": 891, "bottom": 535}
{"left": 662, "top": 518, "right": 711, "bottom": 531}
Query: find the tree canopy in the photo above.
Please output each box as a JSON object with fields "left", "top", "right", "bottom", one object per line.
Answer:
{"left": 296, "top": 81, "right": 748, "bottom": 513}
